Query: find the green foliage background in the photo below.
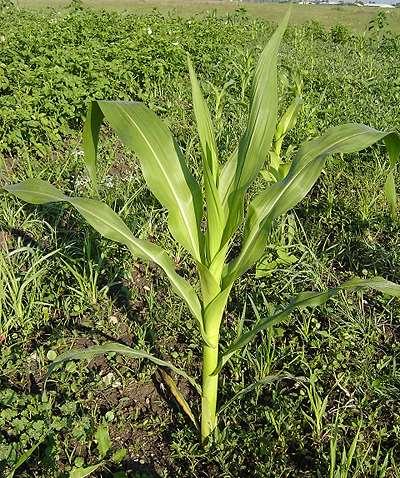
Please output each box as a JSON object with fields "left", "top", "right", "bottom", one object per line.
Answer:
{"left": 1, "top": 4, "right": 400, "bottom": 477}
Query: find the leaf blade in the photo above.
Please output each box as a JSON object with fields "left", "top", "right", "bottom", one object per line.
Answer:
{"left": 98, "top": 100, "right": 204, "bottom": 262}
{"left": 82, "top": 101, "right": 104, "bottom": 189}
{"left": 4, "top": 180, "right": 207, "bottom": 343}
{"left": 219, "top": 12, "right": 290, "bottom": 244}
{"left": 384, "top": 171, "right": 396, "bottom": 218}
{"left": 4, "top": 179, "right": 67, "bottom": 204}
{"left": 225, "top": 125, "right": 397, "bottom": 286}
{"left": 158, "top": 368, "right": 199, "bottom": 429}
{"left": 94, "top": 424, "right": 112, "bottom": 459}
{"left": 50, "top": 342, "right": 201, "bottom": 395}
{"left": 6, "top": 433, "right": 49, "bottom": 478}
{"left": 383, "top": 133, "right": 400, "bottom": 218}
{"left": 188, "top": 57, "right": 224, "bottom": 261}
{"left": 69, "top": 463, "right": 103, "bottom": 478}
{"left": 215, "top": 276, "right": 400, "bottom": 374}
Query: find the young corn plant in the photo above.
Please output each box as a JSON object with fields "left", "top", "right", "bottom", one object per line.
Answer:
{"left": 4, "top": 13, "right": 400, "bottom": 443}
{"left": 262, "top": 70, "right": 303, "bottom": 183}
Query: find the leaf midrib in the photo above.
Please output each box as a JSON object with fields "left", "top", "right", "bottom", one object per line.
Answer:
{"left": 116, "top": 104, "right": 200, "bottom": 260}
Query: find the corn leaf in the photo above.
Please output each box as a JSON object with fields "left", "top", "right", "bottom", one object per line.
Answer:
{"left": 273, "top": 95, "right": 303, "bottom": 157}
{"left": 82, "top": 101, "right": 103, "bottom": 190}
{"left": 158, "top": 368, "right": 199, "bottom": 429}
{"left": 384, "top": 171, "right": 396, "bottom": 218}
{"left": 86, "top": 100, "right": 204, "bottom": 262}
{"left": 203, "top": 285, "right": 233, "bottom": 334}
{"left": 219, "top": 11, "right": 289, "bottom": 245}
{"left": 2, "top": 180, "right": 67, "bottom": 204}
{"left": 384, "top": 133, "right": 400, "bottom": 169}
{"left": 224, "top": 125, "right": 399, "bottom": 286}
{"left": 275, "top": 95, "right": 303, "bottom": 143}
{"left": 188, "top": 57, "right": 224, "bottom": 262}
{"left": 3, "top": 179, "right": 207, "bottom": 343}
{"left": 214, "top": 276, "right": 400, "bottom": 374}
{"left": 383, "top": 133, "right": 400, "bottom": 218}
{"left": 197, "top": 262, "right": 221, "bottom": 306}
{"left": 50, "top": 342, "right": 201, "bottom": 395}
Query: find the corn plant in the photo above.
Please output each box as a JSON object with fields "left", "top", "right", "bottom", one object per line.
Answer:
{"left": 4, "top": 13, "right": 400, "bottom": 443}
{"left": 262, "top": 70, "right": 303, "bottom": 183}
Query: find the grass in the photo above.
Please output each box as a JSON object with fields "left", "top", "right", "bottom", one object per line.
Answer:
{"left": 1, "top": 3, "right": 400, "bottom": 477}
{"left": 15, "top": 0, "right": 400, "bottom": 33}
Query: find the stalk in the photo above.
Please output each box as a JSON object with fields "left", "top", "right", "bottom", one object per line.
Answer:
{"left": 201, "top": 338, "right": 219, "bottom": 441}
{"left": 199, "top": 246, "right": 229, "bottom": 441}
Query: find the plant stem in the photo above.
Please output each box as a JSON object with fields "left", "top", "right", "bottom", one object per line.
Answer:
{"left": 201, "top": 337, "right": 219, "bottom": 441}
{"left": 199, "top": 255, "right": 229, "bottom": 443}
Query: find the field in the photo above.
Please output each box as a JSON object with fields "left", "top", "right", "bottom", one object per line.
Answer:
{"left": 16, "top": 0, "right": 400, "bottom": 32}
{"left": 1, "top": 1, "right": 400, "bottom": 477}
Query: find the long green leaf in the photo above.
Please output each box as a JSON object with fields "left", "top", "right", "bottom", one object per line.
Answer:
{"left": 384, "top": 171, "right": 396, "bottom": 218}
{"left": 3, "top": 180, "right": 67, "bottom": 204}
{"left": 224, "top": 125, "right": 399, "bottom": 286}
{"left": 187, "top": 57, "right": 218, "bottom": 181}
{"left": 82, "top": 101, "right": 104, "bottom": 190}
{"left": 188, "top": 57, "right": 224, "bottom": 262}
{"left": 384, "top": 133, "right": 400, "bottom": 169}
{"left": 3, "top": 179, "right": 208, "bottom": 343}
{"left": 50, "top": 342, "right": 201, "bottom": 395}
{"left": 219, "top": 12, "right": 289, "bottom": 245}
{"left": 383, "top": 133, "right": 400, "bottom": 218}
{"left": 96, "top": 100, "right": 204, "bottom": 262}
{"left": 6, "top": 433, "right": 49, "bottom": 478}
{"left": 215, "top": 276, "right": 400, "bottom": 374}
{"left": 273, "top": 94, "right": 303, "bottom": 159}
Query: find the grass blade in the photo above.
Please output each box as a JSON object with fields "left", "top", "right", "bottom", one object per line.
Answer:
{"left": 6, "top": 432, "right": 49, "bottom": 478}
{"left": 217, "top": 373, "right": 304, "bottom": 416}
{"left": 345, "top": 424, "right": 361, "bottom": 476}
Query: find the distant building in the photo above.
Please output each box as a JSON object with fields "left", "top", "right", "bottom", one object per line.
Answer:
{"left": 363, "top": 2, "right": 395, "bottom": 6}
